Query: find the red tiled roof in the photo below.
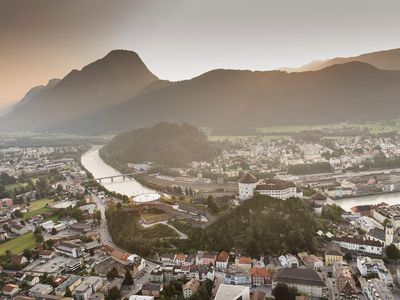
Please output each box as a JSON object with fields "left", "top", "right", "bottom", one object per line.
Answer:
{"left": 238, "top": 257, "right": 252, "bottom": 265}
{"left": 3, "top": 284, "right": 17, "bottom": 293}
{"left": 251, "top": 267, "right": 272, "bottom": 277}
{"left": 216, "top": 251, "right": 229, "bottom": 262}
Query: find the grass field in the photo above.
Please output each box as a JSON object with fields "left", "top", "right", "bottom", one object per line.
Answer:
{"left": 0, "top": 232, "right": 37, "bottom": 255}
{"left": 23, "top": 198, "right": 54, "bottom": 220}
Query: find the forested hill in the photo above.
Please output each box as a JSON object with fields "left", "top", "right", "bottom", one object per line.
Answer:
{"left": 100, "top": 122, "right": 217, "bottom": 168}
{"left": 186, "top": 195, "right": 322, "bottom": 257}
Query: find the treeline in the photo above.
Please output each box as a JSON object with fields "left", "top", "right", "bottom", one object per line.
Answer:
{"left": 106, "top": 205, "right": 178, "bottom": 256}
{"left": 170, "top": 195, "right": 322, "bottom": 257}
{"left": 288, "top": 162, "right": 333, "bottom": 175}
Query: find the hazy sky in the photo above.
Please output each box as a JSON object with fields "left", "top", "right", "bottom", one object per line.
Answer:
{"left": 1, "top": 0, "right": 400, "bottom": 107}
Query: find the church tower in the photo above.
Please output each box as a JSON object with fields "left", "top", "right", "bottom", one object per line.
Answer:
{"left": 385, "top": 223, "right": 394, "bottom": 246}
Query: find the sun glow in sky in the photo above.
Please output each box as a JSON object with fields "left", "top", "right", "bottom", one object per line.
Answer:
{"left": 1, "top": 0, "right": 400, "bottom": 106}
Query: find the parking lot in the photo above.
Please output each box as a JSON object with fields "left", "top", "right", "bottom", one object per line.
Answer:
{"left": 24, "top": 255, "right": 74, "bottom": 274}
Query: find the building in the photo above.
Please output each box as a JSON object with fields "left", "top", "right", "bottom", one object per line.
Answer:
{"left": 251, "top": 267, "right": 272, "bottom": 286}
{"left": 332, "top": 262, "right": 357, "bottom": 299}
{"left": 215, "top": 251, "right": 229, "bottom": 270}
{"left": 254, "top": 179, "right": 302, "bottom": 200}
{"left": 10, "top": 221, "right": 29, "bottom": 235}
{"left": 372, "top": 205, "right": 400, "bottom": 229}
{"left": 235, "top": 256, "right": 252, "bottom": 270}
{"left": 238, "top": 173, "right": 259, "bottom": 200}
{"left": 149, "top": 267, "right": 164, "bottom": 283}
{"left": 366, "top": 224, "right": 393, "bottom": 247}
{"left": 333, "top": 236, "right": 383, "bottom": 255}
{"left": 357, "top": 256, "right": 393, "bottom": 286}
{"left": 66, "top": 259, "right": 83, "bottom": 273}
{"left": 224, "top": 265, "right": 251, "bottom": 286}
{"left": 74, "top": 277, "right": 103, "bottom": 300}
{"left": 196, "top": 251, "right": 217, "bottom": 266}
{"left": 28, "top": 283, "right": 53, "bottom": 298}
{"left": 272, "top": 268, "right": 328, "bottom": 298}
{"left": 182, "top": 278, "right": 200, "bottom": 299}
{"left": 24, "top": 274, "right": 40, "bottom": 286}
{"left": 214, "top": 284, "right": 250, "bottom": 300}
{"left": 297, "top": 252, "right": 323, "bottom": 270}
{"left": 361, "top": 278, "right": 395, "bottom": 300}
{"left": 2, "top": 284, "right": 19, "bottom": 297}
{"left": 325, "top": 243, "right": 343, "bottom": 266}
{"left": 141, "top": 282, "right": 163, "bottom": 298}
{"left": 54, "top": 275, "right": 82, "bottom": 296}
{"left": 11, "top": 254, "right": 28, "bottom": 266}
{"left": 55, "top": 241, "right": 84, "bottom": 258}
{"left": 103, "top": 278, "right": 123, "bottom": 296}
{"left": 39, "top": 250, "right": 56, "bottom": 260}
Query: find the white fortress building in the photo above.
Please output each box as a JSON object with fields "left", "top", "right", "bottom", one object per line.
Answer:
{"left": 238, "top": 173, "right": 302, "bottom": 201}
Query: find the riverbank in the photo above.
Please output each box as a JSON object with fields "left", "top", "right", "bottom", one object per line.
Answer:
{"left": 330, "top": 191, "right": 400, "bottom": 211}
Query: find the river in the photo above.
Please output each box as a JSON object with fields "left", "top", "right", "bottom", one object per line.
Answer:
{"left": 81, "top": 145, "right": 160, "bottom": 202}
{"left": 331, "top": 192, "right": 400, "bottom": 211}
{"left": 81, "top": 146, "right": 400, "bottom": 211}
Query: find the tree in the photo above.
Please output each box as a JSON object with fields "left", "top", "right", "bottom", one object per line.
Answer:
{"left": 23, "top": 249, "right": 33, "bottom": 261}
{"left": 272, "top": 283, "right": 290, "bottom": 300}
{"left": 106, "top": 266, "right": 119, "bottom": 281}
{"left": 122, "top": 269, "right": 133, "bottom": 286}
{"left": 386, "top": 243, "right": 400, "bottom": 259}
{"left": 106, "top": 286, "right": 121, "bottom": 300}
{"left": 64, "top": 287, "right": 72, "bottom": 297}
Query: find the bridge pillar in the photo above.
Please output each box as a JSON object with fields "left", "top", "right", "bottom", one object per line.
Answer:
{"left": 111, "top": 177, "right": 113, "bottom": 182}
{"left": 123, "top": 175, "right": 125, "bottom": 180}
{"left": 98, "top": 179, "right": 101, "bottom": 183}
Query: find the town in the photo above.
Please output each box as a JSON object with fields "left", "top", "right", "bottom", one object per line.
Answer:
{"left": 0, "top": 132, "right": 400, "bottom": 300}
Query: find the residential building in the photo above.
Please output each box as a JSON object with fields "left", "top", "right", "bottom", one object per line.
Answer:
{"left": 29, "top": 283, "right": 53, "bottom": 298}
{"left": 251, "top": 267, "right": 272, "bottom": 286}
{"left": 325, "top": 243, "right": 343, "bottom": 266}
{"left": 2, "top": 284, "right": 19, "bottom": 297}
{"left": 332, "top": 262, "right": 357, "bottom": 299}
{"left": 235, "top": 256, "right": 252, "bottom": 270}
{"left": 298, "top": 252, "right": 323, "bottom": 269}
{"left": 141, "top": 282, "right": 163, "bottom": 298}
{"left": 361, "top": 278, "right": 395, "bottom": 300}
{"left": 357, "top": 256, "right": 393, "bottom": 286}
{"left": 215, "top": 251, "right": 229, "bottom": 270}
{"left": 182, "top": 278, "right": 200, "bottom": 299}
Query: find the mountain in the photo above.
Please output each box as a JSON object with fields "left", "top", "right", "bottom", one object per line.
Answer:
{"left": 100, "top": 122, "right": 216, "bottom": 167}
{"left": 58, "top": 61, "right": 400, "bottom": 134}
{"left": 2, "top": 48, "right": 400, "bottom": 134}
{"left": 0, "top": 50, "right": 158, "bottom": 131}
{"left": 280, "top": 48, "right": 400, "bottom": 72}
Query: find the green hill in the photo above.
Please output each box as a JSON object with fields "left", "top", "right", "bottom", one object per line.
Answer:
{"left": 100, "top": 122, "right": 216, "bottom": 168}
{"left": 177, "top": 195, "right": 322, "bottom": 257}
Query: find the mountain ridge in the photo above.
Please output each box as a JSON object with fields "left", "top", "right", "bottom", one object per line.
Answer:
{"left": 2, "top": 48, "right": 400, "bottom": 134}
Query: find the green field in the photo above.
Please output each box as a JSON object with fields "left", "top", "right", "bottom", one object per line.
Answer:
{"left": 23, "top": 198, "right": 54, "bottom": 219}
{"left": 0, "top": 232, "right": 37, "bottom": 255}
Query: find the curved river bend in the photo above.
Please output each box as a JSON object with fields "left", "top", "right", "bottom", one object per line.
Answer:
{"left": 81, "top": 146, "right": 400, "bottom": 211}
{"left": 81, "top": 146, "right": 159, "bottom": 202}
